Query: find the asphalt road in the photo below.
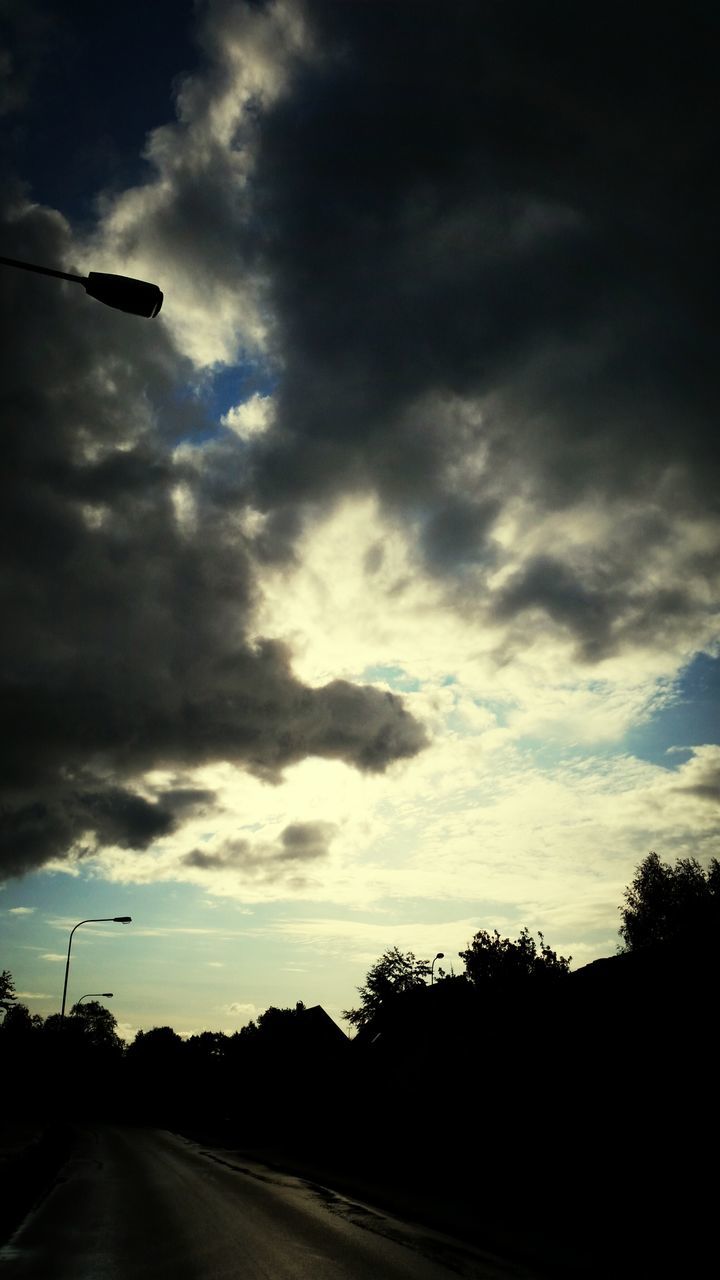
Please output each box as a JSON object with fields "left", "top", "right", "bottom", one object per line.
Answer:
{"left": 0, "top": 1127, "right": 542, "bottom": 1280}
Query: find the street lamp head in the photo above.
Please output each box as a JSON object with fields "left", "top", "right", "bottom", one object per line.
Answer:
{"left": 84, "top": 271, "right": 163, "bottom": 318}
{"left": 114, "top": 916, "right": 132, "bottom": 923}
{"left": 1, "top": 254, "right": 162, "bottom": 317}
{"left": 103, "top": 993, "right": 114, "bottom": 998}
{"left": 435, "top": 952, "right": 444, "bottom": 960}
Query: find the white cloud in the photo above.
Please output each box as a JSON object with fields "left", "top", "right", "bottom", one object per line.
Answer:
{"left": 224, "top": 1001, "right": 257, "bottom": 1024}
{"left": 249, "top": 495, "right": 680, "bottom": 708}
{"left": 7, "top": 906, "right": 35, "bottom": 915}
{"left": 222, "top": 393, "right": 275, "bottom": 440}
{"left": 261, "top": 917, "right": 482, "bottom": 969}
{"left": 74, "top": 737, "right": 719, "bottom": 968}
{"left": 46, "top": 485, "right": 714, "bottom": 970}
{"left": 85, "top": 0, "right": 310, "bottom": 370}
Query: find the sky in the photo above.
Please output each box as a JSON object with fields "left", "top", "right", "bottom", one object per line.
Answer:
{"left": 1, "top": 0, "right": 719, "bottom": 1040}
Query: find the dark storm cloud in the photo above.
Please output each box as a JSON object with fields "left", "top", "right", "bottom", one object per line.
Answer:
{"left": 674, "top": 763, "right": 720, "bottom": 805}
{"left": 0, "top": 184, "right": 425, "bottom": 880}
{"left": 0, "top": 784, "right": 187, "bottom": 881}
{"left": 182, "top": 846, "right": 243, "bottom": 872}
{"left": 278, "top": 821, "right": 336, "bottom": 861}
{"left": 153, "top": 788, "right": 216, "bottom": 813}
{"left": 182, "top": 820, "right": 335, "bottom": 880}
{"left": 243, "top": 0, "right": 720, "bottom": 654}
{"left": 421, "top": 499, "right": 500, "bottom": 572}
{"left": 1, "top": 0, "right": 200, "bottom": 221}
{"left": 0, "top": 0, "right": 53, "bottom": 118}
{"left": 494, "top": 556, "right": 616, "bottom": 661}
{"left": 4, "top": 0, "right": 720, "bottom": 879}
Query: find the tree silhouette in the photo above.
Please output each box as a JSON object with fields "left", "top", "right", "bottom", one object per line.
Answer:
{"left": 1, "top": 1002, "right": 41, "bottom": 1036}
{"left": 0, "top": 969, "right": 16, "bottom": 1014}
{"left": 69, "top": 999, "right": 122, "bottom": 1051}
{"left": 342, "top": 947, "right": 431, "bottom": 1030}
{"left": 459, "top": 927, "right": 571, "bottom": 985}
{"left": 125, "top": 1026, "right": 185, "bottom": 1124}
{"left": 128, "top": 1025, "right": 183, "bottom": 1061}
{"left": 619, "top": 851, "right": 720, "bottom": 950}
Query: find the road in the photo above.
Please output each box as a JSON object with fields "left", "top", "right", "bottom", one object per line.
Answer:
{"left": 0, "top": 1127, "right": 542, "bottom": 1280}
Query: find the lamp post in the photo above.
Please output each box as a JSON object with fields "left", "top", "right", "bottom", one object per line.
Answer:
{"left": 61, "top": 918, "right": 131, "bottom": 1017}
{"left": 0, "top": 253, "right": 163, "bottom": 317}
{"left": 76, "top": 993, "right": 114, "bottom": 1005}
{"left": 430, "top": 952, "right": 444, "bottom": 985}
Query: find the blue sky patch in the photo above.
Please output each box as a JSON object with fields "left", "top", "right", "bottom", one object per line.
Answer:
{"left": 626, "top": 652, "right": 720, "bottom": 768}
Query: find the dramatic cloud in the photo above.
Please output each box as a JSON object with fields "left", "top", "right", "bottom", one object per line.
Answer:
{"left": 0, "top": 176, "right": 424, "bottom": 880}
{"left": 0, "top": 2, "right": 52, "bottom": 118}
{"left": 243, "top": 0, "right": 719, "bottom": 661}
{"left": 2, "top": 0, "right": 718, "bottom": 912}
{"left": 85, "top": 0, "right": 310, "bottom": 367}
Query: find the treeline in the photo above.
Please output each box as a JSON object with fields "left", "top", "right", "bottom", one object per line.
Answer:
{"left": 0, "top": 993, "right": 348, "bottom": 1133}
{"left": 2, "top": 852, "right": 718, "bottom": 1276}
{"left": 0, "top": 928, "right": 574, "bottom": 1134}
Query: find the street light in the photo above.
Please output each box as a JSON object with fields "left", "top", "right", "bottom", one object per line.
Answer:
{"left": 0, "top": 253, "right": 163, "bottom": 317}
{"left": 61, "top": 917, "right": 132, "bottom": 1017}
{"left": 76, "top": 993, "right": 114, "bottom": 1004}
{"left": 430, "top": 952, "right": 444, "bottom": 985}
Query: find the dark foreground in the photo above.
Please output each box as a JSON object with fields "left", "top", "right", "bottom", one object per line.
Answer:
{"left": 0, "top": 1126, "right": 541, "bottom": 1280}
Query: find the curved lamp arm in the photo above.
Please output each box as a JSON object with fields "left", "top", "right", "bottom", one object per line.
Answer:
{"left": 61, "top": 918, "right": 131, "bottom": 1016}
